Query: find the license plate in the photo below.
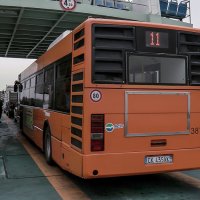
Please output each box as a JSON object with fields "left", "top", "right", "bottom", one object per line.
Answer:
{"left": 145, "top": 155, "right": 173, "bottom": 165}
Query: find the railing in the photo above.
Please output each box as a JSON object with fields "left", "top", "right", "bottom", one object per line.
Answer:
{"left": 51, "top": 0, "right": 191, "bottom": 22}
{"left": 51, "top": 0, "right": 157, "bottom": 15}
{"left": 160, "top": 0, "right": 191, "bottom": 22}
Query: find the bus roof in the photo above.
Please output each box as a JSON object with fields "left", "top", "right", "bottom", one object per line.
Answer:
{"left": 85, "top": 18, "right": 200, "bottom": 33}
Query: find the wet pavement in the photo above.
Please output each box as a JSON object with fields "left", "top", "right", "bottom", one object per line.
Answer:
{"left": 1, "top": 113, "right": 200, "bottom": 200}
{"left": 0, "top": 114, "right": 61, "bottom": 200}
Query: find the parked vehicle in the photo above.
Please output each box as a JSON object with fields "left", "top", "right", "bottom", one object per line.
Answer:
{"left": 14, "top": 103, "right": 20, "bottom": 123}
{"left": 3, "top": 85, "right": 18, "bottom": 118}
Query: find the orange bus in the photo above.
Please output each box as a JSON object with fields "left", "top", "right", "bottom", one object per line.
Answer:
{"left": 18, "top": 18, "right": 200, "bottom": 178}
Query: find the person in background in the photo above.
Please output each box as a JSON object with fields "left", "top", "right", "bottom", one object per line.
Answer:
{"left": 0, "top": 99, "right": 3, "bottom": 123}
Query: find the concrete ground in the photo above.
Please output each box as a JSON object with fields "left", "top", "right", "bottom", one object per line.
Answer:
{"left": 0, "top": 114, "right": 61, "bottom": 200}
{"left": 1, "top": 113, "right": 200, "bottom": 200}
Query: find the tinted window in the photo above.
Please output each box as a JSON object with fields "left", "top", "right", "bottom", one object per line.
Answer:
{"left": 20, "top": 55, "right": 72, "bottom": 111}
{"left": 26, "top": 80, "right": 30, "bottom": 89}
{"left": 20, "top": 80, "right": 29, "bottom": 105}
{"left": 128, "top": 55, "right": 186, "bottom": 85}
{"left": 44, "top": 66, "right": 54, "bottom": 109}
{"left": 30, "top": 76, "right": 36, "bottom": 106}
{"left": 55, "top": 54, "right": 72, "bottom": 112}
{"left": 35, "top": 72, "right": 44, "bottom": 107}
{"left": 30, "top": 76, "right": 35, "bottom": 87}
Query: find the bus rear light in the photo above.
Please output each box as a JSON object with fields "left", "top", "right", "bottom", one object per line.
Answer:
{"left": 91, "top": 139, "right": 104, "bottom": 151}
{"left": 91, "top": 114, "right": 104, "bottom": 152}
{"left": 91, "top": 127, "right": 104, "bottom": 133}
{"left": 91, "top": 115, "right": 104, "bottom": 121}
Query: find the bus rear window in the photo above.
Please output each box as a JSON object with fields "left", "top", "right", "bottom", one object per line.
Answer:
{"left": 128, "top": 55, "right": 186, "bottom": 85}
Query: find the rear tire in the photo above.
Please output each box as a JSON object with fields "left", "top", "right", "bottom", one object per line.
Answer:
{"left": 44, "top": 126, "right": 53, "bottom": 165}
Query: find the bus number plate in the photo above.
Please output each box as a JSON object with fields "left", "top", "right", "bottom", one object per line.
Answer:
{"left": 145, "top": 155, "right": 173, "bottom": 165}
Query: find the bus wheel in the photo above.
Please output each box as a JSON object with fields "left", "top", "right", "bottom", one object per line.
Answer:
{"left": 44, "top": 126, "right": 53, "bottom": 165}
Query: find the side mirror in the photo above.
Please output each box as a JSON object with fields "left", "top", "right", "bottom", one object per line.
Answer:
{"left": 19, "top": 84, "right": 23, "bottom": 92}
{"left": 14, "top": 84, "right": 18, "bottom": 92}
{"left": 14, "top": 82, "right": 23, "bottom": 92}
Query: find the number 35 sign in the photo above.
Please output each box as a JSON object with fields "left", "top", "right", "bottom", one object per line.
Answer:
{"left": 60, "top": 0, "right": 76, "bottom": 11}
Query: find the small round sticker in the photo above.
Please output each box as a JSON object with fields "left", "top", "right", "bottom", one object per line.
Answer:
{"left": 60, "top": 0, "right": 76, "bottom": 11}
{"left": 90, "top": 90, "right": 102, "bottom": 102}
{"left": 105, "top": 123, "right": 114, "bottom": 133}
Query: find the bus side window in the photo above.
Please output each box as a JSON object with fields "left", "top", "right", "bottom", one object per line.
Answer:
{"left": 35, "top": 72, "right": 44, "bottom": 107}
{"left": 20, "top": 81, "right": 25, "bottom": 104}
{"left": 55, "top": 54, "right": 72, "bottom": 113}
{"left": 30, "top": 76, "right": 36, "bottom": 106}
{"left": 44, "top": 66, "right": 54, "bottom": 110}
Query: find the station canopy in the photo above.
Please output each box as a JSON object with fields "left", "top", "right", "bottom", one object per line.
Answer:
{"left": 0, "top": 0, "right": 191, "bottom": 59}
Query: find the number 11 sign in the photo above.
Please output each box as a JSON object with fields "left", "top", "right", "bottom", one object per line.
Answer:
{"left": 145, "top": 31, "right": 169, "bottom": 49}
{"left": 150, "top": 32, "right": 160, "bottom": 47}
{"left": 60, "top": 0, "right": 76, "bottom": 11}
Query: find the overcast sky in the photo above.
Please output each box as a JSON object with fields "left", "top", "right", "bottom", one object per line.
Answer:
{"left": 0, "top": 0, "right": 199, "bottom": 91}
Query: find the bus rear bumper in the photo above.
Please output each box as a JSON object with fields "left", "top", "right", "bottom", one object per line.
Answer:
{"left": 82, "top": 148, "right": 200, "bottom": 178}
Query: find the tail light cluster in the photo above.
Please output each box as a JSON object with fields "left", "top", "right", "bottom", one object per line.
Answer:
{"left": 91, "top": 114, "right": 104, "bottom": 151}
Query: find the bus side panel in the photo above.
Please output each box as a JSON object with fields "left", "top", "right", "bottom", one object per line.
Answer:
{"left": 23, "top": 107, "right": 44, "bottom": 150}
{"left": 51, "top": 136, "right": 62, "bottom": 166}
{"left": 48, "top": 112, "right": 63, "bottom": 140}
{"left": 47, "top": 112, "right": 70, "bottom": 140}
{"left": 33, "top": 108, "right": 45, "bottom": 149}
{"left": 61, "top": 143, "right": 83, "bottom": 177}
{"left": 44, "top": 112, "right": 71, "bottom": 166}
{"left": 23, "top": 126, "right": 34, "bottom": 140}
{"left": 22, "top": 124, "right": 43, "bottom": 150}
{"left": 33, "top": 128, "right": 43, "bottom": 150}
{"left": 61, "top": 117, "right": 71, "bottom": 145}
{"left": 34, "top": 108, "right": 45, "bottom": 131}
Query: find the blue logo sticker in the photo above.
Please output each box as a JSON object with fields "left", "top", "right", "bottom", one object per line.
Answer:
{"left": 105, "top": 123, "right": 114, "bottom": 133}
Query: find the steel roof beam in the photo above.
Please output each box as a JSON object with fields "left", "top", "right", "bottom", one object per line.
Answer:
{"left": 18, "top": 25, "right": 54, "bottom": 31}
{"left": 11, "top": 44, "right": 48, "bottom": 47}
{"left": 15, "top": 30, "right": 48, "bottom": 35}
{"left": 16, "top": 29, "right": 49, "bottom": 34}
{"left": 20, "top": 19, "right": 57, "bottom": 27}
{"left": 0, "top": 17, "right": 17, "bottom": 24}
{"left": 0, "top": 24, "right": 15, "bottom": 29}
{"left": 0, "top": 33, "right": 12, "bottom": 36}
{"left": 13, "top": 41, "right": 45, "bottom": 44}
{"left": 5, "top": 7, "right": 24, "bottom": 57}
{"left": 14, "top": 34, "right": 45, "bottom": 38}
{"left": 22, "top": 16, "right": 60, "bottom": 21}
{"left": 26, "top": 12, "right": 67, "bottom": 58}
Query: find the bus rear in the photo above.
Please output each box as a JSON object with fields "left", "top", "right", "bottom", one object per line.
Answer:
{"left": 70, "top": 19, "right": 200, "bottom": 178}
